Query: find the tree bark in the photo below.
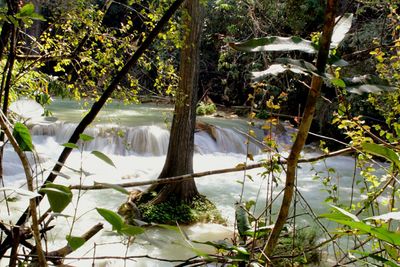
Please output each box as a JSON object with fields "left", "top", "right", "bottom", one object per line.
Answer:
{"left": 150, "top": 0, "right": 203, "bottom": 204}
{"left": 263, "top": 0, "right": 338, "bottom": 259}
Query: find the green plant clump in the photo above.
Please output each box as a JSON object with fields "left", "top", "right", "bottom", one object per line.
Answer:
{"left": 196, "top": 101, "right": 217, "bottom": 116}
{"left": 138, "top": 195, "right": 225, "bottom": 225}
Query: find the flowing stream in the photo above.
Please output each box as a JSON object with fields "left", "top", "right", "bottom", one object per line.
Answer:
{"left": 0, "top": 99, "right": 363, "bottom": 266}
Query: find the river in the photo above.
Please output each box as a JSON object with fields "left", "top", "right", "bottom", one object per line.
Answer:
{"left": 0, "top": 99, "right": 362, "bottom": 266}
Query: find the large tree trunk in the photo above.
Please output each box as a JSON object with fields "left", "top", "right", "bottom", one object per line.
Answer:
{"left": 150, "top": 0, "right": 203, "bottom": 204}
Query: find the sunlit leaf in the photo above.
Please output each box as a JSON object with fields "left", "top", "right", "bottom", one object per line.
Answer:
{"left": 331, "top": 13, "right": 353, "bottom": 47}
{"left": 362, "top": 143, "right": 400, "bottom": 170}
{"left": 62, "top": 143, "right": 79, "bottom": 149}
{"left": 13, "top": 122, "right": 34, "bottom": 152}
{"left": 366, "top": 212, "right": 400, "bottom": 222}
{"left": 329, "top": 205, "right": 360, "bottom": 222}
{"left": 96, "top": 208, "right": 124, "bottom": 231}
{"left": 251, "top": 64, "right": 307, "bottom": 81}
{"left": 91, "top": 151, "right": 116, "bottom": 167}
{"left": 66, "top": 235, "right": 86, "bottom": 251}
{"left": 330, "top": 78, "right": 346, "bottom": 88}
{"left": 40, "top": 183, "right": 72, "bottom": 213}
{"left": 229, "top": 36, "right": 317, "bottom": 54}
{"left": 79, "top": 134, "right": 94, "bottom": 142}
{"left": 17, "top": 3, "right": 35, "bottom": 17}
{"left": 344, "top": 75, "right": 396, "bottom": 95}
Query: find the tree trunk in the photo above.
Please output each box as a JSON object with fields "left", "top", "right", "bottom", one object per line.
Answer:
{"left": 150, "top": 0, "right": 203, "bottom": 204}
{"left": 263, "top": 0, "right": 338, "bottom": 259}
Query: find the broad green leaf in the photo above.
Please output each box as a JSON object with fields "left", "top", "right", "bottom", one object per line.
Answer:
{"left": 66, "top": 235, "right": 86, "bottom": 251}
{"left": 229, "top": 36, "right": 317, "bottom": 54}
{"left": 120, "top": 224, "right": 145, "bottom": 236}
{"left": 93, "top": 182, "right": 128, "bottom": 195}
{"left": 96, "top": 208, "right": 124, "bottom": 232}
{"left": 13, "top": 122, "right": 34, "bottom": 151}
{"left": 330, "top": 78, "right": 346, "bottom": 88}
{"left": 0, "top": 187, "right": 40, "bottom": 199}
{"left": 79, "top": 134, "right": 94, "bottom": 142}
{"left": 91, "top": 151, "right": 116, "bottom": 168}
{"left": 350, "top": 250, "right": 400, "bottom": 267}
{"left": 362, "top": 143, "right": 400, "bottom": 170}
{"left": 62, "top": 143, "right": 79, "bottom": 149}
{"left": 17, "top": 3, "right": 35, "bottom": 17}
{"left": 40, "top": 183, "right": 72, "bottom": 213}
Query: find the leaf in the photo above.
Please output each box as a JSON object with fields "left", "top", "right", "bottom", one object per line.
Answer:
{"left": 13, "top": 122, "right": 34, "bottom": 152}
{"left": 344, "top": 75, "right": 396, "bottom": 95}
{"left": 66, "top": 235, "right": 86, "bottom": 251}
{"left": 331, "top": 13, "right": 353, "bottom": 47}
{"left": 120, "top": 224, "right": 145, "bottom": 236}
{"left": 251, "top": 64, "right": 307, "bottom": 81}
{"left": 91, "top": 151, "right": 116, "bottom": 168}
{"left": 0, "top": 187, "right": 40, "bottom": 199}
{"left": 93, "top": 182, "right": 129, "bottom": 195}
{"left": 17, "top": 3, "right": 35, "bottom": 17}
{"left": 329, "top": 205, "right": 360, "bottom": 222}
{"left": 50, "top": 171, "right": 71, "bottom": 180}
{"left": 330, "top": 78, "right": 346, "bottom": 88}
{"left": 40, "top": 183, "right": 72, "bottom": 213}
{"left": 79, "top": 134, "right": 94, "bottom": 142}
{"left": 362, "top": 143, "right": 400, "bottom": 170}
{"left": 275, "top": 58, "right": 325, "bottom": 77}
{"left": 350, "top": 250, "right": 400, "bottom": 267}
{"left": 366, "top": 212, "right": 400, "bottom": 222}
{"left": 229, "top": 36, "right": 317, "bottom": 54}
{"left": 62, "top": 143, "right": 79, "bottom": 149}
{"left": 96, "top": 208, "right": 124, "bottom": 232}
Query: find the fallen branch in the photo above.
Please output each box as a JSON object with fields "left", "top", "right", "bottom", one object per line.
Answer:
{"left": 70, "top": 147, "right": 354, "bottom": 191}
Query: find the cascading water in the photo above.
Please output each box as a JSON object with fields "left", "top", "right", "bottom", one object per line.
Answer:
{"left": 0, "top": 99, "right": 359, "bottom": 266}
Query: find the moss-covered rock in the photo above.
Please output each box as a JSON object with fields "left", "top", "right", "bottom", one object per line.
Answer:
{"left": 121, "top": 195, "right": 225, "bottom": 225}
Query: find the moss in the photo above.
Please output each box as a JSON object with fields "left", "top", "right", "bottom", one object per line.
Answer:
{"left": 136, "top": 195, "right": 226, "bottom": 225}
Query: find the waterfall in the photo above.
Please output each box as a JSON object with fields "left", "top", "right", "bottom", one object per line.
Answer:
{"left": 30, "top": 121, "right": 266, "bottom": 156}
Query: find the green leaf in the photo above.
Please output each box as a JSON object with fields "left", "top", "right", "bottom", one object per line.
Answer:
{"left": 79, "top": 134, "right": 94, "bottom": 142}
{"left": 229, "top": 36, "right": 317, "bottom": 54}
{"left": 120, "top": 224, "right": 145, "bottom": 236}
{"left": 350, "top": 250, "right": 400, "bottom": 267}
{"left": 331, "top": 13, "right": 353, "bottom": 47}
{"left": 96, "top": 208, "right": 124, "bottom": 232}
{"left": 17, "top": 3, "right": 35, "bottom": 17}
{"left": 62, "top": 143, "right": 79, "bottom": 149}
{"left": 40, "top": 183, "right": 72, "bottom": 213}
{"left": 275, "top": 58, "right": 324, "bottom": 77}
{"left": 362, "top": 143, "right": 400, "bottom": 170}
{"left": 329, "top": 204, "right": 360, "bottom": 222}
{"left": 13, "top": 122, "right": 34, "bottom": 152}
{"left": 66, "top": 235, "right": 86, "bottom": 251}
{"left": 330, "top": 78, "right": 346, "bottom": 88}
{"left": 91, "top": 151, "right": 116, "bottom": 168}
{"left": 93, "top": 182, "right": 128, "bottom": 195}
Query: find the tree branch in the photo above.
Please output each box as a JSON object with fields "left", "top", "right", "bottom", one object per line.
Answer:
{"left": 69, "top": 147, "right": 354, "bottom": 191}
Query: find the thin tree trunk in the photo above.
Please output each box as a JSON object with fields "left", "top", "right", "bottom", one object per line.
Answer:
{"left": 263, "top": 0, "right": 338, "bottom": 259}
{"left": 0, "top": 0, "right": 186, "bottom": 258}
{"left": 150, "top": 0, "right": 203, "bottom": 204}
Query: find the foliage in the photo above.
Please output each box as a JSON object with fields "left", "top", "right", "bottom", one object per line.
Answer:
{"left": 137, "top": 195, "right": 224, "bottom": 225}
{"left": 196, "top": 101, "right": 217, "bottom": 115}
